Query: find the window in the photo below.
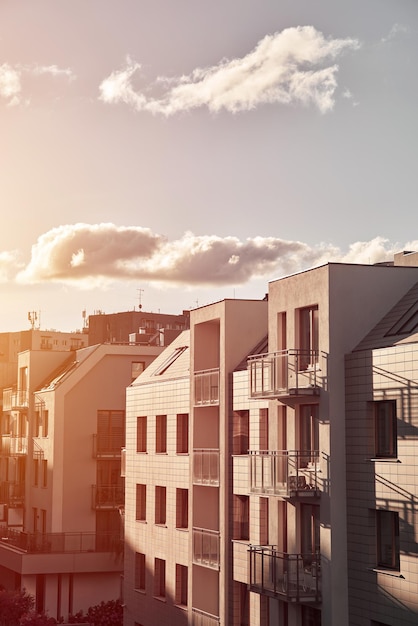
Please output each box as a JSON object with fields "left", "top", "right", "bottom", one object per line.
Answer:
{"left": 260, "top": 497, "right": 269, "bottom": 545}
{"left": 154, "top": 558, "right": 166, "bottom": 598}
{"left": 97, "top": 410, "right": 124, "bottom": 453}
{"left": 131, "top": 361, "right": 145, "bottom": 382}
{"left": 233, "top": 495, "right": 249, "bottom": 541}
{"left": 301, "top": 606, "right": 321, "bottom": 626}
{"left": 301, "top": 504, "right": 320, "bottom": 560}
{"left": 42, "top": 459, "right": 48, "bottom": 488}
{"left": 42, "top": 410, "right": 48, "bottom": 437}
{"left": 299, "top": 405, "right": 319, "bottom": 467}
{"left": 377, "top": 510, "right": 400, "bottom": 570}
{"left": 176, "top": 413, "right": 189, "bottom": 454}
{"left": 374, "top": 400, "right": 397, "bottom": 458}
{"left": 135, "top": 552, "right": 146, "bottom": 591}
{"left": 136, "top": 484, "right": 146, "bottom": 521}
{"left": 153, "top": 346, "right": 188, "bottom": 376}
{"left": 33, "top": 459, "right": 39, "bottom": 487}
{"left": 155, "top": 486, "right": 166, "bottom": 525}
{"left": 34, "top": 411, "right": 40, "bottom": 438}
{"left": 156, "top": 415, "right": 167, "bottom": 453}
{"left": 137, "top": 417, "right": 147, "bottom": 453}
{"left": 175, "top": 564, "right": 188, "bottom": 607}
{"left": 233, "top": 410, "right": 249, "bottom": 455}
{"left": 298, "top": 305, "right": 319, "bottom": 370}
{"left": 176, "top": 488, "right": 188, "bottom": 529}
{"left": 259, "top": 408, "right": 268, "bottom": 451}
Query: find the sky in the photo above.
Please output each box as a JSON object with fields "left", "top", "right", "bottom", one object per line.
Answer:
{"left": 1, "top": 0, "right": 418, "bottom": 332}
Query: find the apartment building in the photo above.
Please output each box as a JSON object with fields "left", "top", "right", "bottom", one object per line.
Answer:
{"left": 123, "top": 254, "right": 418, "bottom": 626}
{"left": 345, "top": 277, "right": 418, "bottom": 625}
{"left": 0, "top": 342, "right": 162, "bottom": 620}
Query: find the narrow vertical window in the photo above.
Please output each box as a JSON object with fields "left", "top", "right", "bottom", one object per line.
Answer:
{"left": 135, "top": 552, "right": 146, "bottom": 590}
{"left": 298, "top": 306, "right": 319, "bottom": 370}
{"left": 154, "top": 558, "right": 166, "bottom": 598}
{"left": 136, "top": 484, "right": 146, "bottom": 521}
{"left": 374, "top": 400, "right": 397, "bottom": 458}
{"left": 233, "top": 410, "right": 249, "bottom": 455}
{"left": 176, "top": 413, "right": 189, "bottom": 454}
{"left": 233, "top": 495, "right": 249, "bottom": 541}
{"left": 377, "top": 510, "right": 400, "bottom": 570}
{"left": 156, "top": 415, "right": 167, "bottom": 453}
{"left": 176, "top": 488, "right": 188, "bottom": 529}
{"left": 136, "top": 417, "right": 147, "bottom": 453}
{"left": 155, "top": 486, "right": 167, "bottom": 525}
{"left": 175, "top": 564, "right": 188, "bottom": 607}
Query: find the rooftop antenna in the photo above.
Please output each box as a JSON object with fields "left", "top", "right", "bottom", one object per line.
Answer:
{"left": 82, "top": 309, "right": 88, "bottom": 329}
{"left": 137, "top": 288, "right": 144, "bottom": 311}
{"left": 28, "top": 311, "right": 39, "bottom": 330}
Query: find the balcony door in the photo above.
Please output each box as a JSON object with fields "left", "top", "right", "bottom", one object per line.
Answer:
{"left": 298, "top": 306, "right": 318, "bottom": 371}
{"left": 300, "top": 504, "right": 320, "bottom": 563}
{"left": 299, "top": 405, "right": 319, "bottom": 468}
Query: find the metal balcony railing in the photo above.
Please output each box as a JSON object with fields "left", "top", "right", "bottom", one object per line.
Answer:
{"left": 0, "top": 481, "right": 25, "bottom": 506}
{"left": 248, "top": 350, "right": 323, "bottom": 398}
{"left": 0, "top": 529, "right": 121, "bottom": 554}
{"left": 192, "top": 608, "right": 220, "bottom": 626}
{"left": 193, "top": 449, "right": 220, "bottom": 485}
{"left": 92, "top": 434, "right": 124, "bottom": 458}
{"left": 91, "top": 484, "right": 124, "bottom": 509}
{"left": 194, "top": 369, "right": 220, "bottom": 405}
{"left": 193, "top": 527, "right": 220, "bottom": 570}
{"left": 0, "top": 435, "right": 28, "bottom": 456}
{"left": 249, "top": 450, "right": 320, "bottom": 497}
{"left": 249, "top": 546, "right": 321, "bottom": 603}
{"left": 3, "top": 388, "right": 29, "bottom": 411}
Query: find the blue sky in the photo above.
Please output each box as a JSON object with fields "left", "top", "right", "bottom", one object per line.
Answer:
{"left": 0, "top": 1, "right": 417, "bottom": 331}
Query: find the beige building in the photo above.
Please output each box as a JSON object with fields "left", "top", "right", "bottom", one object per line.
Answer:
{"left": 124, "top": 253, "right": 418, "bottom": 626}
{"left": 0, "top": 342, "right": 162, "bottom": 619}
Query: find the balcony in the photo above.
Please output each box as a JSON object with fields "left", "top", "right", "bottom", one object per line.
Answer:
{"left": 92, "top": 434, "right": 124, "bottom": 458}
{"left": 249, "top": 546, "right": 321, "bottom": 603}
{"left": 91, "top": 484, "right": 124, "bottom": 509}
{"left": 3, "top": 388, "right": 29, "bottom": 411}
{"left": 248, "top": 350, "right": 324, "bottom": 399}
{"left": 249, "top": 451, "right": 320, "bottom": 498}
{"left": 193, "top": 527, "right": 220, "bottom": 570}
{"left": 0, "top": 481, "right": 25, "bottom": 507}
{"left": 0, "top": 529, "right": 120, "bottom": 553}
{"left": 194, "top": 369, "right": 219, "bottom": 406}
{"left": 192, "top": 608, "right": 220, "bottom": 626}
{"left": 193, "top": 449, "right": 220, "bottom": 486}
{"left": 0, "top": 435, "right": 28, "bottom": 456}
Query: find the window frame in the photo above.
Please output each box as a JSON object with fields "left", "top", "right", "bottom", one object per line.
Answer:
{"left": 374, "top": 400, "right": 397, "bottom": 459}
{"left": 136, "top": 416, "right": 147, "bottom": 453}
{"left": 376, "top": 509, "right": 400, "bottom": 570}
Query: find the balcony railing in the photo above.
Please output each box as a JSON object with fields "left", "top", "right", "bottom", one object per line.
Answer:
{"left": 91, "top": 484, "right": 124, "bottom": 509}
{"left": 249, "top": 546, "right": 321, "bottom": 603}
{"left": 193, "top": 449, "right": 220, "bottom": 485}
{"left": 0, "top": 529, "right": 120, "bottom": 554}
{"left": 192, "top": 608, "right": 220, "bottom": 626}
{"left": 0, "top": 435, "right": 28, "bottom": 456}
{"left": 0, "top": 481, "right": 25, "bottom": 506}
{"left": 248, "top": 350, "right": 323, "bottom": 398}
{"left": 249, "top": 450, "right": 320, "bottom": 497}
{"left": 193, "top": 527, "right": 220, "bottom": 570}
{"left": 92, "top": 434, "right": 124, "bottom": 458}
{"left": 3, "top": 389, "right": 29, "bottom": 411}
{"left": 194, "top": 369, "right": 220, "bottom": 405}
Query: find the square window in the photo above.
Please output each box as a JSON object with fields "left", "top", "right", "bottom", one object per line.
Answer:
{"left": 374, "top": 400, "right": 397, "bottom": 458}
{"left": 155, "top": 486, "right": 166, "bottom": 525}
{"left": 176, "top": 413, "right": 189, "bottom": 454}
{"left": 156, "top": 415, "right": 167, "bottom": 453}
{"left": 136, "top": 484, "right": 146, "bottom": 521}
{"left": 137, "top": 417, "right": 147, "bottom": 453}
{"left": 176, "top": 488, "right": 188, "bottom": 529}
{"left": 135, "top": 552, "right": 146, "bottom": 591}
{"left": 377, "top": 510, "right": 400, "bottom": 570}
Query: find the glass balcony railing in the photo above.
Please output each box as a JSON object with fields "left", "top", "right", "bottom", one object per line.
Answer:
{"left": 192, "top": 608, "right": 220, "bottom": 626}
{"left": 248, "top": 350, "right": 323, "bottom": 398}
{"left": 193, "top": 527, "right": 220, "bottom": 570}
{"left": 91, "top": 484, "right": 124, "bottom": 509}
{"left": 0, "top": 529, "right": 121, "bottom": 554}
{"left": 249, "top": 546, "right": 321, "bottom": 603}
{"left": 249, "top": 450, "right": 320, "bottom": 497}
{"left": 193, "top": 449, "right": 220, "bottom": 486}
{"left": 194, "top": 369, "right": 220, "bottom": 405}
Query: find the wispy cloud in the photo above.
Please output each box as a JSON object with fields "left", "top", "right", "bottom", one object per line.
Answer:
{"left": 0, "top": 62, "right": 76, "bottom": 106}
{"left": 381, "top": 23, "right": 409, "bottom": 44}
{"left": 10, "top": 224, "right": 406, "bottom": 289}
{"left": 99, "top": 26, "right": 360, "bottom": 116}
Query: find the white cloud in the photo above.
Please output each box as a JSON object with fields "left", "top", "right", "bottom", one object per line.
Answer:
{"left": 13, "top": 224, "right": 407, "bottom": 290}
{"left": 381, "top": 23, "right": 409, "bottom": 44}
{"left": 99, "top": 26, "right": 360, "bottom": 116}
{"left": 0, "top": 250, "right": 24, "bottom": 282}
{"left": 31, "top": 64, "right": 76, "bottom": 81}
{"left": 0, "top": 63, "right": 22, "bottom": 105}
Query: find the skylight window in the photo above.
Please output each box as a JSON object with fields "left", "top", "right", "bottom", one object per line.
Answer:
{"left": 153, "top": 346, "right": 188, "bottom": 376}
{"left": 385, "top": 301, "right": 418, "bottom": 336}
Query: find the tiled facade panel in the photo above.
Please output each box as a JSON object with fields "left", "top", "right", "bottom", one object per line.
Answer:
{"left": 124, "top": 374, "right": 190, "bottom": 626}
{"left": 346, "top": 346, "right": 418, "bottom": 625}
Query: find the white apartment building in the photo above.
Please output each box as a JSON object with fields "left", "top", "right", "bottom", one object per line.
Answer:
{"left": 124, "top": 254, "right": 418, "bottom": 626}
{"left": 0, "top": 342, "right": 162, "bottom": 620}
